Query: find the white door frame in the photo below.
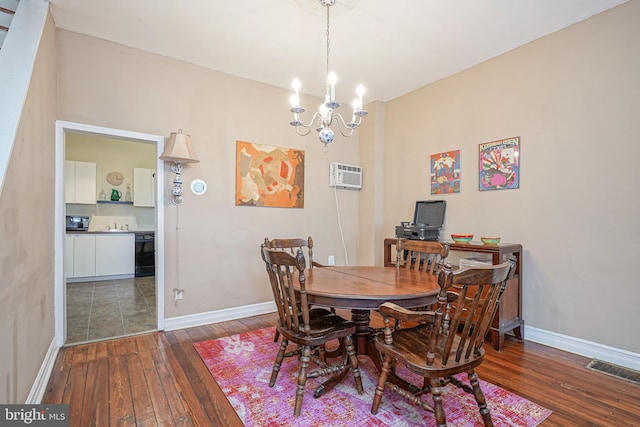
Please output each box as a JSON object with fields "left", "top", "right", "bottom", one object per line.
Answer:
{"left": 54, "top": 120, "right": 166, "bottom": 347}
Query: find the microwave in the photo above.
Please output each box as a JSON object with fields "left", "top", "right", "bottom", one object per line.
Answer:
{"left": 66, "top": 215, "right": 89, "bottom": 231}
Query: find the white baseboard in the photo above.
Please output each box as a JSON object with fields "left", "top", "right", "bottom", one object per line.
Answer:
{"left": 26, "top": 338, "right": 59, "bottom": 404}
{"left": 524, "top": 325, "right": 640, "bottom": 371}
{"left": 164, "top": 301, "right": 277, "bottom": 331}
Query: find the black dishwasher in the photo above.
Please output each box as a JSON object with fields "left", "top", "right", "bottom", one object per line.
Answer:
{"left": 135, "top": 232, "right": 155, "bottom": 277}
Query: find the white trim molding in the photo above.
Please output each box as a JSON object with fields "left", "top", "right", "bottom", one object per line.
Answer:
{"left": 26, "top": 338, "right": 59, "bottom": 404}
{"left": 54, "top": 120, "right": 166, "bottom": 346}
{"left": 164, "top": 301, "right": 277, "bottom": 331}
{"left": 525, "top": 325, "right": 640, "bottom": 371}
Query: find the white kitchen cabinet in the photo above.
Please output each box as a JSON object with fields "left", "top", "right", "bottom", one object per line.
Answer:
{"left": 65, "top": 234, "right": 96, "bottom": 279}
{"left": 95, "top": 234, "right": 135, "bottom": 277}
{"left": 133, "top": 168, "right": 155, "bottom": 207}
{"left": 65, "top": 160, "right": 97, "bottom": 204}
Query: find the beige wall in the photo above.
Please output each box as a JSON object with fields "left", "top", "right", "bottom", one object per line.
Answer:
{"left": 375, "top": 2, "right": 640, "bottom": 352}
{"left": 0, "top": 11, "right": 57, "bottom": 403}
{"left": 56, "top": 30, "right": 361, "bottom": 318}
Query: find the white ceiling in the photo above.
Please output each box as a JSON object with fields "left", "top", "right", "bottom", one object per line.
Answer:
{"left": 48, "top": 0, "right": 627, "bottom": 103}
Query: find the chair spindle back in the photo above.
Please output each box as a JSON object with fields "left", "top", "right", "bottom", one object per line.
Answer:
{"left": 397, "top": 239, "right": 449, "bottom": 275}
{"left": 432, "top": 256, "right": 516, "bottom": 366}
{"left": 261, "top": 245, "right": 310, "bottom": 336}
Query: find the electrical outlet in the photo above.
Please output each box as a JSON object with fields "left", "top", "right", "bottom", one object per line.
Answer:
{"left": 328, "top": 255, "right": 335, "bottom": 266}
{"left": 174, "top": 288, "right": 184, "bottom": 300}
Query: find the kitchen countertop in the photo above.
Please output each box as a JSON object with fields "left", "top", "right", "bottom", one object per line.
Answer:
{"left": 66, "top": 230, "right": 155, "bottom": 234}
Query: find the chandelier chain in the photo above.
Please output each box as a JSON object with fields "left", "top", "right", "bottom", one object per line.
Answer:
{"left": 325, "top": 4, "right": 330, "bottom": 87}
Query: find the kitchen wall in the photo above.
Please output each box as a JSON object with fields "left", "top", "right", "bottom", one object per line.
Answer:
{"left": 56, "top": 29, "right": 361, "bottom": 319}
{"left": 360, "top": 1, "right": 640, "bottom": 354}
{"left": 65, "top": 132, "right": 156, "bottom": 229}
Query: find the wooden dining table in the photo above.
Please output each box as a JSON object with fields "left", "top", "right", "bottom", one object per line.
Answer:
{"left": 297, "top": 265, "right": 441, "bottom": 395}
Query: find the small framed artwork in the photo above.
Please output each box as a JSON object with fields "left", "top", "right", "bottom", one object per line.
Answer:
{"left": 235, "top": 140, "right": 305, "bottom": 208}
{"left": 479, "top": 137, "right": 520, "bottom": 191}
{"left": 430, "top": 150, "right": 460, "bottom": 194}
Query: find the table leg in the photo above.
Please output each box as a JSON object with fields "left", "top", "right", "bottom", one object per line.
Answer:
{"left": 351, "top": 309, "right": 372, "bottom": 356}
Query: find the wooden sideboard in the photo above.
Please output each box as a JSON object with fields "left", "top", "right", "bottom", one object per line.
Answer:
{"left": 384, "top": 238, "right": 523, "bottom": 351}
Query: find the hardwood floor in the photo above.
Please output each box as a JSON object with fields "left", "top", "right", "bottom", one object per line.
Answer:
{"left": 42, "top": 312, "right": 640, "bottom": 426}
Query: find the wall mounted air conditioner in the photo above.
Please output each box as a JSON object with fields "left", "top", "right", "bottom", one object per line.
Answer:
{"left": 329, "top": 162, "right": 362, "bottom": 190}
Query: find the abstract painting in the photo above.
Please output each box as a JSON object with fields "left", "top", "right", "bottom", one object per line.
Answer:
{"left": 479, "top": 137, "right": 520, "bottom": 191}
{"left": 430, "top": 150, "right": 461, "bottom": 194}
{"left": 235, "top": 141, "right": 304, "bottom": 208}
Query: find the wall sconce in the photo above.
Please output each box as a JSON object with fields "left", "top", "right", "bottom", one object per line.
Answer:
{"left": 160, "top": 129, "right": 199, "bottom": 205}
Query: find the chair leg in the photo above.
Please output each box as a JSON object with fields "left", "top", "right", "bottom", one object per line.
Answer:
{"left": 469, "top": 370, "right": 493, "bottom": 427}
{"left": 371, "top": 354, "right": 393, "bottom": 414}
{"left": 294, "top": 345, "right": 312, "bottom": 416}
{"left": 269, "top": 339, "right": 288, "bottom": 387}
{"left": 430, "top": 377, "right": 447, "bottom": 427}
{"left": 273, "top": 329, "right": 280, "bottom": 342}
{"left": 344, "top": 335, "right": 364, "bottom": 394}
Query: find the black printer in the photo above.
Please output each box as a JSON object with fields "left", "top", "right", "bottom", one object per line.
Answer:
{"left": 395, "top": 200, "right": 446, "bottom": 241}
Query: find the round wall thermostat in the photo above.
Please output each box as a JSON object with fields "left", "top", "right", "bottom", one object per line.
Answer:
{"left": 190, "top": 179, "right": 207, "bottom": 195}
{"left": 106, "top": 171, "right": 124, "bottom": 186}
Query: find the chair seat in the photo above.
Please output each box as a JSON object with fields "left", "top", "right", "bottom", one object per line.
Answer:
{"left": 305, "top": 312, "right": 355, "bottom": 337}
{"left": 374, "top": 325, "right": 485, "bottom": 375}
{"left": 277, "top": 312, "right": 355, "bottom": 343}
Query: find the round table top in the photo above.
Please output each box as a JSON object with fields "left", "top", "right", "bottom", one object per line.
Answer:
{"left": 300, "top": 266, "right": 440, "bottom": 310}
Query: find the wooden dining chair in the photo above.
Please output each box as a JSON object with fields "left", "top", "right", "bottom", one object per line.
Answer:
{"left": 371, "top": 257, "right": 516, "bottom": 427}
{"left": 264, "top": 236, "right": 325, "bottom": 268}
{"left": 264, "top": 236, "right": 332, "bottom": 342}
{"left": 260, "top": 245, "right": 364, "bottom": 416}
{"left": 396, "top": 238, "right": 449, "bottom": 275}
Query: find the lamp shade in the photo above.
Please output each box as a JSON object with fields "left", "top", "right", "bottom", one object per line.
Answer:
{"left": 160, "top": 130, "right": 200, "bottom": 163}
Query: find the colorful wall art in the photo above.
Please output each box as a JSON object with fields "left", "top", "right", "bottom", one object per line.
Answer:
{"left": 479, "top": 137, "right": 520, "bottom": 191}
{"left": 235, "top": 141, "right": 305, "bottom": 208}
{"left": 430, "top": 150, "right": 461, "bottom": 194}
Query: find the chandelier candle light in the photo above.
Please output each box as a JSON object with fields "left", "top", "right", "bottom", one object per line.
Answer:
{"left": 289, "top": 0, "right": 367, "bottom": 149}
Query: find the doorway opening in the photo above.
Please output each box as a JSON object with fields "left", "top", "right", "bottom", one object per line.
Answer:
{"left": 55, "top": 121, "right": 166, "bottom": 347}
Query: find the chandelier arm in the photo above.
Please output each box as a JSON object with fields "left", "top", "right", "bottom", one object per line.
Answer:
{"left": 292, "top": 111, "right": 322, "bottom": 130}
{"left": 333, "top": 113, "right": 357, "bottom": 137}
{"left": 295, "top": 127, "right": 314, "bottom": 137}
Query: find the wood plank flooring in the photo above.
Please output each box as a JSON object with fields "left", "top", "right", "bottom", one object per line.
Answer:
{"left": 42, "top": 312, "right": 640, "bottom": 426}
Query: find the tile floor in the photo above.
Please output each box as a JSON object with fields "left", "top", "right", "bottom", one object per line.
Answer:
{"left": 66, "top": 276, "right": 156, "bottom": 345}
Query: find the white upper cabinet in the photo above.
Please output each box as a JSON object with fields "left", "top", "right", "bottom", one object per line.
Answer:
{"left": 133, "top": 167, "right": 155, "bottom": 207}
{"left": 65, "top": 160, "right": 97, "bottom": 204}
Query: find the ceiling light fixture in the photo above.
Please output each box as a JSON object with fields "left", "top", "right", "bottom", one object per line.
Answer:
{"left": 289, "top": 0, "right": 367, "bottom": 150}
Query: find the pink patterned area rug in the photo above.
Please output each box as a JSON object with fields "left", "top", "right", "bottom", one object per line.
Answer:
{"left": 194, "top": 327, "right": 552, "bottom": 426}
